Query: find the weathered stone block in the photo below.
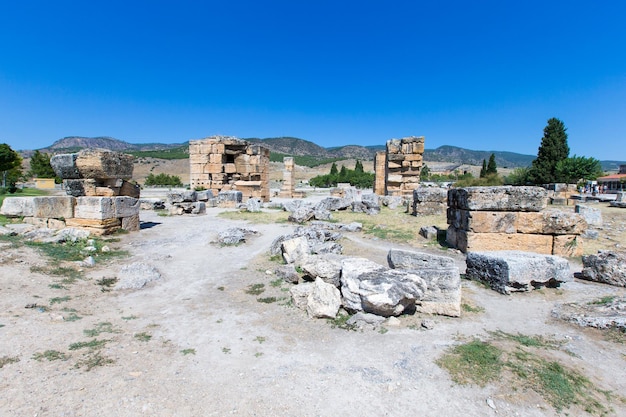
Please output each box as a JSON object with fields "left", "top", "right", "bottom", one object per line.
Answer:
{"left": 306, "top": 278, "right": 341, "bottom": 319}
{"left": 388, "top": 248, "right": 456, "bottom": 269}
{"left": 50, "top": 153, "right": 81, "bottom": 179}
{"left": 580, "top": 251, "right": 626, "bottom": 287}
{"left": 113, "top": 197, "right": 140, "bottom": 218}
{"left": 32, "top": 196, "right": 75, "bottom": 219}
{"left": 575, "top": 204, "right": 602, "bottom": 226}
{"left": 466, "top": 250, "right": 571, "bottom": 294}
{"left": 414, "top": 187, "right": 447, "bottom": 203}
{"left": 121, "top": 214, "right": 140, "bottom": 231}
{"left": 75, "top": 149, "right": 134, "bottom": 179}
{"left": 0, "top": 197, "right": 35, "bottom": 217}
{"left": 447, "top": 209, "right": 517, "bottom": 233}
{"left": 517, "top": 210, "right": 587, "bottom": 235}
{"left": 74, "top": 197, "right": 116, "bottom": 220}
{"left": 63, "top": 179, "right": 97, "bottom": 197}
{"left": 448, "top": 186, "right": 548, "bottom": 212}
{"left": 446, "top": 227, "right": 553, "bottom": 254}
{"left": 64, "top": 217, "right": 121, "bottom": 235}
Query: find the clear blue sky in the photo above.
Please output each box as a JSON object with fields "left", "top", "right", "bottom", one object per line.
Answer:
{"left": 1, "top": 0, "right": 625, "bottom": 161}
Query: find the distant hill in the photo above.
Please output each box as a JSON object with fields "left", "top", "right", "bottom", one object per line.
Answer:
{"left": 26, "top": 136, "right": 624, "bottom": 170}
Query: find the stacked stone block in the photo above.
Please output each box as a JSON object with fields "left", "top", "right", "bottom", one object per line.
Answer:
{"left": 189, "top": 136, "right": 270, "bottom": 202}
{"left": 279, "top": 157, "right": 296, "bottom": 198}
{"left": 412, "top": 187, "right": 448, "bottom": 215}
{"left": 373, "top": 136, "right": 424, "bottom": 196}
{"left": 446, "top": 186, "right": 587, "bottom": 256}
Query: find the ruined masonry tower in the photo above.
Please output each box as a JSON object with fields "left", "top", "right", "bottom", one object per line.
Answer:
{"left": 189, "top": 136, "right": 270, "bottom": 202}
{"left": 374, "top": 136, "right": 425, "bottom": 196}
{"left": 278, "top": 157, "right": 295, "bottom": 198}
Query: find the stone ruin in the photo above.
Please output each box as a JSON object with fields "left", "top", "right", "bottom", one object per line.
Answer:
{"left": 0, "top": 149, "right": 141, "bottom": 236}
{"left": 278, "top": 157, "right": 296, "bottom": 198}
{"left": 446, "top": 186, "right": 587, "bottom": 256}
{"left": 373, "top": 136, "right": 424, "bottom": 196}
{"left": 610, "top": 191, "right": 626, "bottom": 208}
{"left": 412, "top": 187, "right": 448, "bottom": 215}
{"left": 189, "top": 136, "right": 270, "bottom": 202}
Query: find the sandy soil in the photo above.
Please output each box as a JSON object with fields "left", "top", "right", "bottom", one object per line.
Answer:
{"left": 1, "top": 199, "right": 625, "bottom": 417}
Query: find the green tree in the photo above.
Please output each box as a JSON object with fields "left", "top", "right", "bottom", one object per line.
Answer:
{"left": 554, "top": 155, "right": 603, "bottom": 184}
{"left": 527, "top": 118, "right": 570, "bottom": 184}
{"left": 0, "top": 143, "right": 22, "bottom": 188}
{"left": 420, "top": 164, "right": 430, "bottom": 180}
{"left": 329, "top": 162, "right": 338, "bottom": 176}
{"left": 354, "top": 160, "right": 364, "bottom": 173}
{"left": 479, "top": 159, "right": 487, "bottom": 178}
{"left": 28, "top": 150, "right": 60, "bottom": 182}
{"left": 486, "top": 153, "right": 497, "bottom": 175}
{"left": 144, "top": 173, "right": 183, "bottom": 187}
{"left": 504, "top": 167, "right": 531, "bottom": 185}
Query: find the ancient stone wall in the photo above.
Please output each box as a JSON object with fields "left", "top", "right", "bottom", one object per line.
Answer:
{"left": 189, "top": 136, "right": 270, "bottom": 202}
{"left": 278, "top": 157, "right": 295, "bottom": 198}
{"left": 10, "top": 148, "right": 144, "bottom": 235}
{"left": 446, "top": 186, "right": 587, "bottom": 256}
{"left": 373, "top": 136, "right": 424, "bottom": 196}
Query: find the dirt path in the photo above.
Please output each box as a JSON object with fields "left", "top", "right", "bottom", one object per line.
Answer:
{"left": 1, "top": 209, "right": 625, "bottom": 416}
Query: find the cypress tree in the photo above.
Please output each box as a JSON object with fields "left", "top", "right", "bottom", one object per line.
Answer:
{"left": 486, "top": 153, "right": 497, "bottom": 175}
{"left": 528, "top": 118, "right": 570, "bottom": 184}
{"left": 480, "top": 159, "right": 487, "bottom": 178}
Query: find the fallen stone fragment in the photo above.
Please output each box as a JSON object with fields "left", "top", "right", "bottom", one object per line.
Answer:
{"left": 579, "top": 251, "right": 626, "bottom": 287}
{"left": 306, "top": 278, "right": 341, "bottom": 319}
{"left": 115, "top": 262, "right": 162, "bottom": 290}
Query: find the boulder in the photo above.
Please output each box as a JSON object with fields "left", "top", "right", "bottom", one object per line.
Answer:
{"left": 419, "top": 226, "right": 439, "bottom": 240}
{"left": 345, "top": 312, "right": 386, "bottom": 331}
{"left": 300, "top": 254, "right": 344, "bottom": 287}
{"left": 246, "top": 198, "right": 262, "bottom": 212}
{"left": 448, "top": 186, "right": 548, "bottom": 212}
{"left": 290, "top": 282, "right": 314, "bottom": 310}
{"left": 361, "top": 193, "right": 381, "bottom": 214}
{"left": 281, "top": 236, "right": 309, "bottom": 264}
{"left": 355, "top": 270, "right": 427, "bottom": 317}
{"left": 315, "top": 197, "right": 351, "bottom": 212}
{"left": 340, "top": 257, "right": 388, "bottom": 313}
{"left": 306, "top": 278, "right": 341, "bottom": 319}
{"left": 275, "top": 264, "right": 301, "bottom": 284}
{"left": 217, "top": 227, "right": 257, "bottom": 246}
{"left": 288, "top": 206, "right": 314, "bottom": 223}
{"left": 466, "top": 250, "right": 571, "bottom": 294}
{"left": 580, "top": 251, "right": 626, "bottom": 287}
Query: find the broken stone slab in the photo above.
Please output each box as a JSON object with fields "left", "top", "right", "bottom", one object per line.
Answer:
{"left": 465, "top": 250, "right": 572, "bottom": 294}
{"left": 448, "top": 186, "right": 548, "bottom": 212}
{"left": 246, "top": 198, "right": 262, "bottom": 212}
{"left": 115, "top": 262, "right": 162, "bottom": 290}
{"left": 191, "top": 202, "right": 206, "bottom": 215}
{"left": 340, "top": 257, "right": 388, "bottom": 313}
{"left": 419, "top": 226, "right": 439, "bottom": 240}
{"left": 168, "top": 191, "right": 197, "bottom": 204}
{"left": 195, "top": 190, "right": 214, "bottom": 201}
{"left": 355, "top": 269, "right": 427, "bottom": 317}
{"left": 381, "top": 196, "right": 406, "bottom": 210}
{"left": 282, "top": 199, "right": 306, "bottom": 212}
{"left": 387, "top": 249, "right": 461, "bottom": 317}
{"left": 345, "top": 312, "right": 386, "bottom": 331}
{"left": 288, "top": 206, "right": 314, "bottom": 224}
{"left": 275, "top": 264, "right": 301, "bottom": 284}
{"left": 141, "top": 198, "right": 165, "bottom": 210}
{"left": 575, "top": 204, "right": 602, "bottom": 227}
{"left": 306, "top": 278, "right": 341, "bottom": 319}
{"left": 579, "top": 251, "right": 626, "bottom": 287}
{"left": 217, "top": 191, "right": 242, "bottom": 206}
{"left": 217, "top": 227, "right": 258, "bottom": 246}
{"left": 300, "top": 254, "right": 344, "bottom": 287}
{"left": 388, "top": 248, "right": 456, "bottom": 269}
{"left": 315, "top": 197, "right": 351, "bottom": 212}
{"left": 0, "top": 197, "right": 35, "bottom": 217}
{"left": 414, "top": 187, "right": 448, "bottom": 203}
{"left": 113, "top": 197, "right": 140, "bottom": 218}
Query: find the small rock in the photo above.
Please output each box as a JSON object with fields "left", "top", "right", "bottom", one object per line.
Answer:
{"left": 386, "top": 317, "right": 401, "bottom": 327}
{"left": 486, "top": 398, "right": 496, "bottom": 410}
{"left": 421, "top": 319, "right": 435, "bottom": 330}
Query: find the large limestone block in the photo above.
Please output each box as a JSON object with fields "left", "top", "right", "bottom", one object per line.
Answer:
{"left": 575, "top": 204, "right": 602, "bottom": 226}
{"left": 354, "top": 270, "right": 427, "bottom": 317}
{"left": 580, "top": 251, "right": 626, "bottom": 287}
{"left": 448, "top": 186, "right": 548, "bottom": 212}
{"left": 64, "top": 217, "right": 121, "bottom": 235}
{"left": 74, "top": 197, "right": 116, "bottom": 220}
{"left": 50, "top": 153, "right": 81, "bottom": 179}
{"left": 340, "top": 257, "right": 388, "bottom": 313}
{"left": 447, "top": 209, "right": 517, "bottom": 233}
{"left": 446, "top": 227, "right": 553, "bottom": 254}
{"left": 300, "top": 254, "right": 344, "bottom": 287}
{"left": 413, "top": 187, "right": 447, "bottom": 203}
{"left": 466, "top": 250, "right": 571, "bottom": 294}
{"left": 121, "top": 214, "right": 140, "bottom": 232}
{"left": 552, "top": 235, "right": 584, "bottom": 257}
{"left": 517, "top": 210, "right": 587, "bottom": 235}
{"left": 281, "top": 236, "right": 309, "bottom": 265}
{"left": 74, "top": 149, "right": 134, "bottom": 179}
{"left": 0, "top": 197, "right": 35, "bottom": 217}
{"left": 32, "top": 196, "right": 75, "bottom": 219}
{"left": 113, "top": 197, "right": 140, "bottom": 218}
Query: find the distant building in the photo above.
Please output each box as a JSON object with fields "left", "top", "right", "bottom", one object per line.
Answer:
{"left": 597, "top": 166, "right": 626, "bottom": 192}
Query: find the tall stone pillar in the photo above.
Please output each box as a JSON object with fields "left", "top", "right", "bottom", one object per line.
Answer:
{"left": 279, "top": 157, "right": 295, "bottom": 198}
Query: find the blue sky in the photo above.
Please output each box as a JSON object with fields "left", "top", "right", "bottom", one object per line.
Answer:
{"left": 1, "top": 0, "right": 625, "bottom": 161}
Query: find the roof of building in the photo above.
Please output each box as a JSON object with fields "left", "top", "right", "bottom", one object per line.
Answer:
{"left": 597, "top": 173, "right": 626, "bottom": 181}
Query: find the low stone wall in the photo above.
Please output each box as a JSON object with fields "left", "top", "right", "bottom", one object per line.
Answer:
{"left": 446, "top": 186, "right": 587, "bottom": 256}
{"left": 0, "top": 196, "right": 140, "bottom": 235}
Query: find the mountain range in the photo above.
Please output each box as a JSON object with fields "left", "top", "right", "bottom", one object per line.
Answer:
{"left": 31, "top": 136, "right": 625, "bottom": 170}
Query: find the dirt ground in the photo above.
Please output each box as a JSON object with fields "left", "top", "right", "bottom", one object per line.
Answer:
{"left": 1, "top": 195, "right": 625, "bottom": 417}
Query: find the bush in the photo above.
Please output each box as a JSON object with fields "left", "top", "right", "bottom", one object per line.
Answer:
{"left": 309, "top": 160, "right": 374, "bottom": 189}
{"left": 144, "top": 173, "right": 183, "bottom": 187}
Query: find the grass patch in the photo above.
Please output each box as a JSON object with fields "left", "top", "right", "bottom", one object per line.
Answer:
{"left": 74, "top": 351, "right": 115, "bottom": 371}
{"left": 245, "top": 283, "right": 265, "bottom": 295}
{"left": 64, "top": 313, "right": 82, "bottom": 322}
{"left": 95, "top": 277, "right": 118, "bottom": 292}
{"left": 0, "top": 355, "right": 20, "bottom": 368}
{"left": 50, "top": 296, "right": 71, "bottom": 305}
{"left": 461, "top": 303, "right": 484, "bottom": 313}
{"left": 437, "top": 339, "right": 504, "bottom": 386}
{"left": 257, "top": 296, "right": 278, "bottom": 304}
{"left": 69, "top": 339, "right": 109, "bottom": 351}
{"left": 604, "top": 327, "right": 626, "bottom": 344}
{"left": 254, "top": 336, "right": 266, "bottom": 344}
{"left": 222, "top": 347, "right": 231, "bottom": 354}
{"left": 269, "top": 278, "right": 283, "bottom": 287}
{"left": 32, "top": 350, "right": 69, "bottom": 362}
{"left": 121, "top": 315, "right": 138, "bottom": 321}
{"left": 134, "top": 332, "right": 152, "bottom": 342}
{"left": 26, "top": 238, "right": 128, "bottom": 265}
{"left": 181, "top": 348, "right": 196, "bottom": 355}
{"left": 328, "top": 313, "right": 356, "bottom": 331}
{"left": 437, "top": 332, "right": 617, "bottom": 414}
{"left": 588, "top": 296, "right": 617, "bottom": 306}
{"left": 84, "top": 322, "right": 120, "bottom": 337}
